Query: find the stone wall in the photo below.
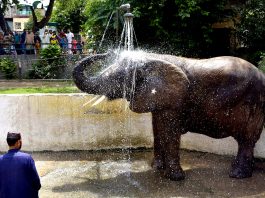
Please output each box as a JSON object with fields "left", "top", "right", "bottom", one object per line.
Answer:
{"left": 0, "top": 94, "right": 265, "bottom": 158}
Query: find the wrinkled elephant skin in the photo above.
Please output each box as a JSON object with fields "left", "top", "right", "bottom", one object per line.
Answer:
{"left": 73, "top": 51, "right": 265, "bottom": 180}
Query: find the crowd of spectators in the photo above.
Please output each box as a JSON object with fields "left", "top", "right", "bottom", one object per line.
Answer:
{"left": 0, "top": 29, "right": 85, "bottom": 55}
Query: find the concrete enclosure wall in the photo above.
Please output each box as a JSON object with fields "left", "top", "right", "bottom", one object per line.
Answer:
{"left": 0, "top": 94, "right": 265, "bottom": 158}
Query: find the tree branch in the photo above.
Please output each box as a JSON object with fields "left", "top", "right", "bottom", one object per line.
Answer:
{"left": 31, "top": 0, "right": 55, "bottom": 32}
{"left": 0, "top": 8, "right": 11, "bottom": 34}
{"left": 30, "top": 6, "right": 38, "bottom": 32}
{"left": 37, "top": 0, "right": 55, "bottom": 29}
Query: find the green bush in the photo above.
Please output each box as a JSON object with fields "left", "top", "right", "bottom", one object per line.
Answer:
{"left": 258, "top": 52, "right": 265, "bottom": 73}
{"left": 29, "top": 45, "right": 66, "bottom": 79}
{"left": 0, "top": 57, "right": 17, "bottom": 79}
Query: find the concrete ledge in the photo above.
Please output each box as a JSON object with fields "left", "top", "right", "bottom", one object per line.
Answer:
{"left": 0, "top": 94, "right": 264, "bottom": 158}
{"left": 0, "top": 94, "right": 153, "bottom": 151}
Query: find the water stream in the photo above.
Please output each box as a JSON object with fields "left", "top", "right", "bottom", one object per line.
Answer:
{"left": 83, "top": 4, "right": 139, "bottom": 181}
{"left": 118, "top": 4, "right": 137, "bottom": 52}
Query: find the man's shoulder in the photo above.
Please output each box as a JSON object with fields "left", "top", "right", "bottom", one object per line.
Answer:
{"left": 16, "top": 151, "right": 32, "bottom": 158}
{"left": 0, "top": 151, "right": 31, "bottom": 161}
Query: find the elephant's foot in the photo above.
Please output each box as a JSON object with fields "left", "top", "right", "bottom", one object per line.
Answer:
{"left": 151, "top": 158, "right": 165, "bottom": 170}
{"left": 164, "top": 168, "right": 185, "bottom": 181}
{"left": 229, "top": 158, "right": 254, "bottom": 179}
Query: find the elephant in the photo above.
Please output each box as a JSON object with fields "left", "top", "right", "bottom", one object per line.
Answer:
{"left": 73, "top": 50, "right": 265, "bottom": 181}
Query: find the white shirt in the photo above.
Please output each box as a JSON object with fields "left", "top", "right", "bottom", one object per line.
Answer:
{"left": 41, "top": 33, "right": 50, "bottom": 45}
{"left": 66, "top": 32, "right": 74, "bottom": 44}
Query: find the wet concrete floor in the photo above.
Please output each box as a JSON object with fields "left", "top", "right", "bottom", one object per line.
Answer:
{"left": 31, "top": 149, "right": 265, "bottom": 198}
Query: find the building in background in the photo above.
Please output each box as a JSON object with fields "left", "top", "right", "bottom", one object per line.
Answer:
{"left": 3, "top": 0, "right": 47, "bottom": 33}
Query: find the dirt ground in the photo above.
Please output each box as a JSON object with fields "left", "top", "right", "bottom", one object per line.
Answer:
{"left": 29, "top": 149, "right": 265, "bottom": 198}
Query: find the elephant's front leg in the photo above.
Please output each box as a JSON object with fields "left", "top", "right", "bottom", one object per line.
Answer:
{"left": 153, "top": 110, "right": 185, "bottom": 181}
{"left": 152, "top": 112, "right": 166, "bottom": 170}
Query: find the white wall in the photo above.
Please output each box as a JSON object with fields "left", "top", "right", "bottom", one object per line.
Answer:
{"left": 0, "top": 94, "right": 153, "bottom": 151}
{"left": 0, "top": 94, "right": 265, "bottom": 158}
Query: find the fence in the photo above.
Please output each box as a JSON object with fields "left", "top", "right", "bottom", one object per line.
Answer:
{"left": 0, "top": 53, "right": 88, "bottom": 80}
{"left": 0, "top": 42, "right": 86, "bottom": 56}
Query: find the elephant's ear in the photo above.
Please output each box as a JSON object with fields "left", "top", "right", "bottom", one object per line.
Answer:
{"left": 130, "top": 58, "right": 190, "bottom": 112}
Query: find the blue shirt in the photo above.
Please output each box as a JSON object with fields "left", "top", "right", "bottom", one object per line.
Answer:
{"left": 0, "top": 149, "right": 41, "bottom": 198}
{"left": 20, "top": 32, "right": 26, "bottom": 44}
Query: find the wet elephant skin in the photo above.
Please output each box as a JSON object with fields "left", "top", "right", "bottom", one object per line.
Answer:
{"left": 73, "top": 51, "right": 265, "bottom": 180}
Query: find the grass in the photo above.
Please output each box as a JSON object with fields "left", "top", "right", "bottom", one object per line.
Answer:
{"left": 0, "top": 86, "right": 81, "bottom": 94}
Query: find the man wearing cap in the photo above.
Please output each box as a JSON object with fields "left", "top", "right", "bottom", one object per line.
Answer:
{"left": 0, "top": 132, "right": 41, "bottom": 198}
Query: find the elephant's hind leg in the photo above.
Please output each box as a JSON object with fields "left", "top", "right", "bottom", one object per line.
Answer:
{"left": 229, "top": 140, "right": 255, "bottom": 178}
{"left": 229, "top": 104, "right": 264, "bottom": 178}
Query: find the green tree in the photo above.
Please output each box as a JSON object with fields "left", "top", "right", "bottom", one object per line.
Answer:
{"left": 83, "top": 0, "right": 231, "bottom": 57}
{"left": 83, "top": 0, "right": 121, "bottom": 51}
{"left": 237, "top": 0, "right": 265, "bottom": 61}
{"left": 51, "top": 0, "right": 86, "bottom": 33}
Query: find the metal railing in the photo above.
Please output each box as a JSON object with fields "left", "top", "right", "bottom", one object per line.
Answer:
{"left": 0, "top": 42, "right": 85, "bottom": 55}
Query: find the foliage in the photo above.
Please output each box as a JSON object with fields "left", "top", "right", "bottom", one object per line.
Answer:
{"left": 82, "top": 0, "right": 121, "bottom": 51}
{"left": 0, "top": 57, "right": 16, "bottom": 79}
{"left": 82, "top": 0, "right": 231, "bottom": 57}
{"left": 51, "top": 0, "right": 86, "bottom": 32}
{"left": 237, "top": 0, "right": 265, "bottom": 51}
{"left": 28, "top": 45, "right": 65, "bottom": 79}
{"left": 51, "top": 0, "right": 265, "bottom": 58}
{"left": 258, "top": 52, "right": 265, "bottom": 73}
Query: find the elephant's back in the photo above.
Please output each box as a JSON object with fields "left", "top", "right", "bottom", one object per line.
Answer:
{"left": 185, "top": 56, "right": 255, "bottom": 73}
{"left": 179, "top": 56, "right": 265, "bottom": 108}
{"left": 147, "top": 53, "right": 265, "bottom": 92}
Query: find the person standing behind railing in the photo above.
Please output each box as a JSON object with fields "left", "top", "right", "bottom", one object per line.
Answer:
{"left": 2, "top": 34, "right": 9, "bottom": 54}
{"left": 41, "top": 29, "right": 50, "bottom": 49}
{"left": 26, "top": 30, "right": 35, "bottom": 54}
{"left": 66, "top": 29, "right": 74, "bottom": 54}
{"left": 14, "top": 31, "right": 21, "bottom": 54}
{"left": 0, "top": 32, "right": 3, "bottom": 41}
{"left": 58, "top": 30, "right": 68, "bottom": 53}
{"left": 0, "top": 32, "right": 4, "bottom": 55}
{"left": 50, "top": 31, "right": 59, "bottom": 45}
{"left": 77, "top": 40, "right": 83, "bottom": 54}
{"left": 34, "top": 32, "right": 41, "bottom": 55}
{"left": 20, "top": 29, "right": 26, "bottom": 54}
{"left": 6, "top": 32, "right": 16, "bottom": 55}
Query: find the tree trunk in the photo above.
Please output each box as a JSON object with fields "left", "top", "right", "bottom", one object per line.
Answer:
{"left": 0, "top": 9, "right": 11, "bottom": 35}
{"left": 31, "top": 0, "right": 55, "bottom": 32}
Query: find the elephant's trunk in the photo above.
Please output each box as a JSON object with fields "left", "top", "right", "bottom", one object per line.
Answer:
{"left": 72, "top": 53, "right": 109, "bottom": 94}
